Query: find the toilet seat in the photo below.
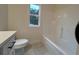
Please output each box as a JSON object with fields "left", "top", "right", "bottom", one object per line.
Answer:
{"left": 14, "top": 39, "right": 29, "bottom": 49}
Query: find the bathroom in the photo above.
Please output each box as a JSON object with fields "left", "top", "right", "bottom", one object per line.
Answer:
{"left": 0, "top": 4, "right": 79, "bottom": 55}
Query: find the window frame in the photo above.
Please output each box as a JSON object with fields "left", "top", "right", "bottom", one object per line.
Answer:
{"left": 29, "top": 4, "right": 40, "bottom": 27}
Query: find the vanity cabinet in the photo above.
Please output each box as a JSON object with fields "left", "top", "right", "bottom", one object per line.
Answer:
{"left": 0, "top": 31, "right": 16, "bottom": 55}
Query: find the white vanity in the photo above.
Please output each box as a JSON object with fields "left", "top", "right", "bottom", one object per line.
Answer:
{"left": 0, "top": 31, "right": 16, "bottom": 55}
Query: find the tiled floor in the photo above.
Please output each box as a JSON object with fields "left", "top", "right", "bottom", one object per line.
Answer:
{"left": 24, "top": 43, "right": 51, "bottom": 55}
{"left": 15, "top": 42, "right": 60, "bottom": 55}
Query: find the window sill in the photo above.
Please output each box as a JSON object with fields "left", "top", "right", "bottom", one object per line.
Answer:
{"left": 29, "top": 24, "right": 40, "bottom": 27}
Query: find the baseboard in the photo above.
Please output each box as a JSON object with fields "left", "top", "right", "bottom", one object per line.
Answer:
{"left": 43, "top": 35, "right": 67, "bottom": 55}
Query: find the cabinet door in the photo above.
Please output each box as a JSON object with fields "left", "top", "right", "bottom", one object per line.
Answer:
{"left": 1, "top": 35, "right": 16, "bottom": 55}
{"left": 2, "top": 42, "right": 10, "bottom": 55}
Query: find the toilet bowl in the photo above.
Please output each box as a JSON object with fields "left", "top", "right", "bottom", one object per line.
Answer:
{"left": 14, "top": 39, "right": 29, "bottom": 49}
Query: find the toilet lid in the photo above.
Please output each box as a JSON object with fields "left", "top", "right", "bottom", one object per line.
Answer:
{"left": 15, "top": 39, "right": 29, "bottom": 45}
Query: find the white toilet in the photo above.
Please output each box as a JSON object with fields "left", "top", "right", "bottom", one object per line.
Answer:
{"left": 14, "top": 39, "right": 29, "bottom": 54}
{"left": 14, "top": 39, "right": 29, "bottom": 49}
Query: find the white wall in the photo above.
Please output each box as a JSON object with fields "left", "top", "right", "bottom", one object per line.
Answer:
{"left": 55, "top": 5, "right": 79, "bottom": 54}
{"left": 40, "top": 5, "right": 58, "bottom": 43}
{"left": 41, "top": 5, "right": 78, "bottom": 54}
{"left": 0, "top": 5, "right": 8, "bottom": 31}
{"left": 8, "top": 4, "right": 43, "bottom": 44}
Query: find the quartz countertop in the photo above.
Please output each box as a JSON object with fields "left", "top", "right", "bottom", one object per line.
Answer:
{"left": 0, "top": 31, "right": 16, "bottom": 46}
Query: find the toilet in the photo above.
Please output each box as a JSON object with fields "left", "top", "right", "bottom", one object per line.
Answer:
{"left": 14, "top": 39, "right": 29, "bottom": 49}
{"left": 14, "top": 39, "right": 29, "bottom": 54}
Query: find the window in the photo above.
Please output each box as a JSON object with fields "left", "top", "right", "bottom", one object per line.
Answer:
{"left": 29, "top": 4, "right": 40, "bottom": 27}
